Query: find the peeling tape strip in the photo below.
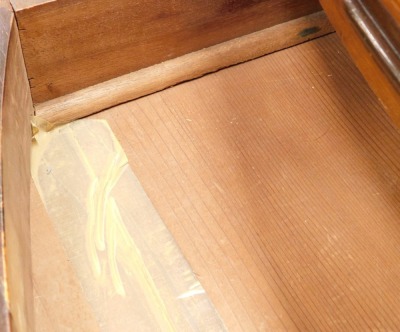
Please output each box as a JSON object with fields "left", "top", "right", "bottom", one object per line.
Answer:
{"left": 31, "top": 118, "right": 225, "bottom": 331}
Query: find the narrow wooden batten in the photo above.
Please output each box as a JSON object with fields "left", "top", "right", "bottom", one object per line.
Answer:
{"left": 35, "top": 11, "right": 333, "bottom": 125}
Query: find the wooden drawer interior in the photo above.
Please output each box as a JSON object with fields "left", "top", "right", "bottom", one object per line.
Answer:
{"left": 31, "top": 34, "right": 400, "bottom": 331}
{"left": 1, "top": 0, "right": 399, "bottom": 331}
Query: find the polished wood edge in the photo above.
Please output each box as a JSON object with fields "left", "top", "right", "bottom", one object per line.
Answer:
{"left": 320, "top": 0, "right": 400, "bottom": 127}
{"left": 35, "top": 11, "right": 334, "bottom": 125}
{"left": 344, "top": 0, "right": 400, "bottom": 92}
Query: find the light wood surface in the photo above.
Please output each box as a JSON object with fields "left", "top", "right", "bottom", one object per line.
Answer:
{"left": 35, "top": 11, "right": 333, "bottom": 126}
{"left": 14, "top": 0, "right": 323, "bottom": 103}
{"left": 0, "top": 2, "right": 12, "bottom": 330}
{"left": 10, "top": 0, "right": 51, "bottom": 10}
{"left": 319, "top": 0, "right": 400, "bottom": 126}
{"left": 30, "top": 184, "right": 100, "bottom": 332}
{"left": 31, "top": 33, "right": 400, "bottom": 330}
{"left": 2, "top": 16, "right": 34, "bottom": 332}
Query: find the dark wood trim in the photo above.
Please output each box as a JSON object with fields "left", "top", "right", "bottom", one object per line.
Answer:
{"left": 344, "top": 0, "right": 400, "bottom": 92}
{"left": 320, "top": 0, "right": 400, "bottom": 126}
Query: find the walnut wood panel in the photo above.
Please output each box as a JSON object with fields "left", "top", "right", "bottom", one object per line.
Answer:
{"left": 32, "top": 34, "right": 400, "bottom": 330}
{"left": 319, "top": 0, "right": 400, "bottom": 126}
{"left": 13, "top": 0, "right": 322, "bottom": 103}
{"left": 1, "top": 6, "right": 34, "bottom": 332}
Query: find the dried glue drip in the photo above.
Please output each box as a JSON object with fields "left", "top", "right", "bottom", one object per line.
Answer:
{"left": 31, "top": 118, "right": 226, "bottom": 332}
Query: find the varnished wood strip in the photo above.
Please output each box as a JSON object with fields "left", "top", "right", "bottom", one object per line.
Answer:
{"left": 35, "top": 11, "right": 333, "bottom": 126}
{"left": 14, "top": 0, "right": 323, "bottom": 103}
{"left": 380, "top": 0, "right": 400, "bottom": 22}
{"left": 2, "top": 16, "right": 34, "bottom": 332}
{"left": 319, "top": 0, "right": 400, "bottom": 126}
{"left": 344, "top": 0, "right": 400, "bottom": 94}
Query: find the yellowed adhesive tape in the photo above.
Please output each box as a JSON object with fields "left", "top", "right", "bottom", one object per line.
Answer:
{"left": 31, "top": 118, "right": 225, "bottom": 331}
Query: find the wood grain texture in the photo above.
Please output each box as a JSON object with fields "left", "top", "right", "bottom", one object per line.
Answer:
{"left": 380, "top": 0, "right": 400, "bottom": 22}
{"left": 10, "top": 0, "right": 52, "bottom": 11}
{"left": 2, "top": 19, "right": 34, "bottom": 332}
{"left": 14, "top": 0, "right": 323, "bottom": 103}
{"left": 32, "top": 34, "right": 400, "bottom": 330}
{"left": 36, "top": 11, "right": 333, "bottom": 125}
{"left": 0, "top": 2, "right": 12, "bottom": 330}
{"left": 319, "top": 0, "right": 400, "bottom": 126}
{"left": 30, "top": 184, "right": 100, "bottom": 332}
{"left": 32, "top": 12, "right": 333, "bottom": 124}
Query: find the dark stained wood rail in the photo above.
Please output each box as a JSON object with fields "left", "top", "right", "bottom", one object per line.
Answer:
{"left": 320, "top": 0, "right": 400, "bottom": 126}
{"left": 344, "top": 0, "right": 400, "bottom": 95}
